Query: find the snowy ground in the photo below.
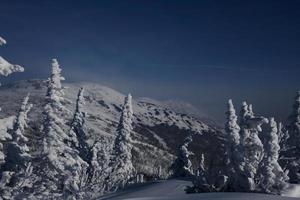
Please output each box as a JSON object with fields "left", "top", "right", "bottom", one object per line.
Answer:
{"left": 98, "top": 179, "right": 299, "bottom": 200}
{"left": 283, "top": 184, "right": 300, "bottom": 198}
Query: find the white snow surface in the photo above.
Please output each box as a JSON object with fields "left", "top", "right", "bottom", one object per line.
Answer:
{"left": 283, "top": 184, "right": 300, "bottom": 198}
{"left": 98, "top": 179, "right": 298, "bottom": 200}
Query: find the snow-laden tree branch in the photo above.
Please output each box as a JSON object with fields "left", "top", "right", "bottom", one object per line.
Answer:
{"left": 0, "top": 36, "right": 24, "bottom": 77}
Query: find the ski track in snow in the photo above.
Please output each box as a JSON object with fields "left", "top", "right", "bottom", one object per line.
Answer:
{"left": 98, "top": 179, "right": 299, "bottom": 200}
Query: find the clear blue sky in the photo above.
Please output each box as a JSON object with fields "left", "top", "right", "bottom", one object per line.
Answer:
{"left": 1, "top": 0, "right": 300, "bottom": 123}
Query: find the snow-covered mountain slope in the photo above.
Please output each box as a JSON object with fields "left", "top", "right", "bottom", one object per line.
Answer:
{"left": 0, "top": 79, "right": 225, "bottom": 178}
{"left": 138, "top": 98, "right": 220, "bottom": 128}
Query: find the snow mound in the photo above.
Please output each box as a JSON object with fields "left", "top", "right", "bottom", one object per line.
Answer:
{"left": 99, "top": 179, "right": 297, "bottom": 200}
{"left": 283, "top": 184, "right": 300, "bottom": 198}
{"left": 0, "top": 57, "right": 24, "bottom": 76}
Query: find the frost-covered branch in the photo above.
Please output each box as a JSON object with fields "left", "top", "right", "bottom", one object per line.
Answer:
{"left": 0, "top": 36, "right": 24, "bottom": 77}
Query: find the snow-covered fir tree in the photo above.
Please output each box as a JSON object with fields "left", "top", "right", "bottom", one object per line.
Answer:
{"left": 170, "top": 134, "right": 194, "bottom": 178}
{"left": 239, "top": 101, "right": 250, "bottom": 126}
{"left": 240, "top": 103, "right": 268, "bottom": 191}
{"left": 69, "top": 87, "right": 92, "bottom": 167}
{"left": 86, "top": 140, "right": 112, "bottom": 197}
{"left": 0, "top": 94, "right": 33, "bottom": 199}
{"left": 284, "top": 91, "right": 300, "bottom": 183}
{"left": 0, "top": 36, "right": 25, "bottom": 199}
{"left": 277, "top": 122, "right": 290, "bottom": 167}
{"left": 186, "top": 154, "right": 211, "bottom": 193}
{"left": 278, "top": 122, "right": 289, "bottom": 152}
{"left": 36, "top": 59, "right": 88, "bottom": 199}
{"left": 198, "top": 154, "right": 205, "bottom": 178}
{"left": 224, "top": 99, "right": 246, "bottom": 191}
{"left": 157, "top": 165, "right": 162, "bottom": 179}
{"left": 5, "top": 94, "right": 32, "bottom": 171}
{"left": 108, "top": 94, "right": 135, "bottom": 191}
{"left": 258, "top": 118, "right": 288, "bottom": 194}
{"left": 0, "top": 36, "right": 24, "bottom": 167}
{"left": 238, "top": 102, "right": 268, "bottom": 192}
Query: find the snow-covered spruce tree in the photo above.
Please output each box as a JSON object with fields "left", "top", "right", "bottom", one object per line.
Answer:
{"left": 170, "top": 134, "right": 194, "bottom": 178}
{"left": 85, "top": 140, "right": 112, "bottom": 197}
{"left": 69, "top": 87, "right": 92, "bottom": 167}
{"left": 186, "top": 154, "right": 211, "bottom": 193}
{"left": 107, "top": 94, "right": 135, "bottom": 191}
{"left": 239, "top": 101, "right": 251, "bottom": 126}
{"left": 35, "top": 59, "right": 88, "bottom": 199}
{"left": 284, "top": 91, "right": 300, "bottom": 183}
{"left": 238, "top": 102, "right": 268, "bottom": 192}
{"left": 5, "top": 94, "right": 32, "bottom": 171}
{"left": 157, "top": 165, "right": 162, "bottom": 179}
{"left": 0, "top": 36, "right": 25, "bottom": 199}
{"left": 66, "top": 87, "right": 98, "bottom": 197}
{"left": 0, "top": 94, "right": 33, "bottom": 199}
{"left": 277, "top": 122, "right": 290, "bottom": 167}
{"left": 258, "top": 118, "right": 289, "bottom": 194}
{"left": 0, "top": 36, "right": 24, "bottom": 167}
{"left": 278, "top": 122, "right": 289, "bottom": 152}
{"left": 224, "top": 99, "right": 246, "bottom": 191}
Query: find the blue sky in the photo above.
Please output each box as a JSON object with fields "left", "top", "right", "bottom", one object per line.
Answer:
{"left": 1, "top": 0, "right": 300, "bottom": 122}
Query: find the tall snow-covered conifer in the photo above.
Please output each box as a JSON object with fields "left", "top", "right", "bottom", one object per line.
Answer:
{"left": 0, "top": 36, "right": 24, "bottom": 167}
{"left": 259, "top": 118, "right": 288, "bottom": 194}
{"left": 37, "top": 59, "right": 88, "bottom": 198}
{"left": 285, "top": 91, "right": 300, "bottom": 183}
{"left": 224, "top": 99, "right": 245, "bottom": 191}
{"left": 69, "top": 88, "right": 91, "bottom": 163}
{"left": 238, "top": 102, "right": 268, "bottom": 192}
{"left": 5, "top": 94, "right": 32, "bottom": 170}
{"left": 0, "top": 94, "right": 33, "bottom": 199}
{"left": 109, "top": 94, "right": 135, "bottom": 191}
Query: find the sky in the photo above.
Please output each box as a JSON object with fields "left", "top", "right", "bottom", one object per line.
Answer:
{"left": 0, "top": 0, "right": 300, "bottom": 123}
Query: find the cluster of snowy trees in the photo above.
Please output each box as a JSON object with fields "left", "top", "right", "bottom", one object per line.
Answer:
{"left": 1, "top": 36, "right": 300, "bottom": 198}
{"left": 223, "top": 100, "right": 288, "bottom": 194}
{"left": 184, "top": 97, "right": 300, "bottom": 195}
{"left": 0, "top": 36, "right": 136, "bottom": 199}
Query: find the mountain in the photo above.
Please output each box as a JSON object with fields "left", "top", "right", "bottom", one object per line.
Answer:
{"left": 0, "top": 79, "right": 225, "bottom": 180}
